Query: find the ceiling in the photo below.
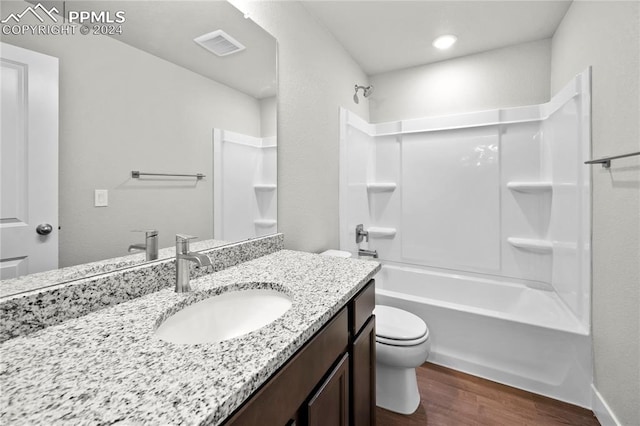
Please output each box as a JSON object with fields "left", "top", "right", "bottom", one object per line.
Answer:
{"left": 70, "top": 1, "right": 277, "bottom": 99}
{"left": 16, "top": 0, "right": 570, "bottom": 94}
{"left": 302, "top": 0, "right": 572, "bottom": 76}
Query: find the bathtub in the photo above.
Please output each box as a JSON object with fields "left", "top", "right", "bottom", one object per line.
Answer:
{"left": 375, "top": 262, "right": 592, "bottom": 408}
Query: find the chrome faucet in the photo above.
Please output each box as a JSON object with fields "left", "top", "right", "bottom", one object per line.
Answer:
{"left": 128, "top": 230, "right": 159, "bottom": 261}
{"left": 358, "top": 248, "right": 378, "bottom": 259}
{"left": 356, "top": 225, "right": 377, "bottom": 258}
{"left": 175, "top": 234, "right": 213, "bottom": 293}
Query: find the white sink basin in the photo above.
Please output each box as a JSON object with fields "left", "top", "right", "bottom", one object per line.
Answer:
{"left": 155, "top": 289, "right": 292, "bottom": 344}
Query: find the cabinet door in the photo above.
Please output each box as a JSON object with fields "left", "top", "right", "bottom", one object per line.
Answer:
{"left": 352, "top": 316, "right": 376, "bottom": 426}
{"left": 308, "top": 354, "right": 350, "bottom": 426}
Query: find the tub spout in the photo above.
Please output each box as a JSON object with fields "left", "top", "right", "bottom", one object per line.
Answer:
{"left": 358, "top": 248, "right": 378, "bottom": 259}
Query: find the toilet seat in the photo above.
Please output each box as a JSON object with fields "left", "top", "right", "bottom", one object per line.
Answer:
{"left": 376, "top": 334, "right": 429, "bottom": 346}
{"left": 375, "top": 305, "right": 429, "bottom": 347}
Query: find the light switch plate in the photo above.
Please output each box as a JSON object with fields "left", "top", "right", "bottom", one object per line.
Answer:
{"left": 94, "top": 189, "right": 108, "bottom": 207}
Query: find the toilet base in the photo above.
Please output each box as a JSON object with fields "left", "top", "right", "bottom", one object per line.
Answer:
{"left": 376, "top": 363, "right": 421, "bottom": 415}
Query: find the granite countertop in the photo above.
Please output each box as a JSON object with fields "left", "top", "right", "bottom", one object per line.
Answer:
{"left": 0, "top": 239, "right": 229, "bottom": 298}
{"left": 0, "top": 250, "right": 380, "bottom": 425}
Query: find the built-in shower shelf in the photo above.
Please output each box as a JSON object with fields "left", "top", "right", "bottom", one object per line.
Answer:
{"left": 507, "top": 237, "right": 553, "bottom": 253}
{"left": 366, "top": 183, "right": 397, "bottom": 193}
{"left": 368, "top": 227, "right": 397, "bottom": 238}
{"left": 507, "top": 182, "right": 552, "bottom": 193}
{"left": 254, "top": 184, "right": 277, "bottom": 191}
{"left": 254, "top": 219, "right": 277, "bottom": 228}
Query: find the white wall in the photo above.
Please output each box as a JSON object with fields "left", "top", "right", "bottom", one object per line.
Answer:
{"left": 260, "top": 96, "right": 277, "bottom": 138}
{"left": 1, "top": 4, "right": 262, "bottom": 266}
{"left": 551, "top": 2, "right": 640, "bottom": 424}
{"left": 229, "top": 0, "right": 370, "bottom": 253}
{"left": 369, "top": 39, "right": 551, "bottom": 123}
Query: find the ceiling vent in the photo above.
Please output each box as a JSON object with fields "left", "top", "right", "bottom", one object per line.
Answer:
{"left": 194, "top": 30, "right": 245, "bottom": 57}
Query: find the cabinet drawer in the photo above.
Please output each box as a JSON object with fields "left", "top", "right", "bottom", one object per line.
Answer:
{"left": 349, "top": 279, "right": 375, "bottom": 335}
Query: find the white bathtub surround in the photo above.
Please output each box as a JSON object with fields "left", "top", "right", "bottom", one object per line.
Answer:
{"left": 213, "top": 129, "right": 278, "bottom": 241}
{"left": 0, "top": 250, "right": 379, "bottom": 425}
{"left": 340, "top": 69, "right": 592, "bottom": 407}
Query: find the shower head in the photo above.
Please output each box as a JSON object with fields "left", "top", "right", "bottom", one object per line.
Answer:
{"left": 353, "top": 84, "right": 374, "bottom": 104}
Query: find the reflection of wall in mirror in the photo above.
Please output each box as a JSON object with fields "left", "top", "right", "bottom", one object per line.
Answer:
{"left": 1, "top": 1, "right": 275, "bottom": 268}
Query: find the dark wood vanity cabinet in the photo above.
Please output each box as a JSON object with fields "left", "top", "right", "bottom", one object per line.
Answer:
{"left": 349, "top": 280, "right": 376, "bottom": 426}
{"left": 224, "top": 279, "right": 376, "bottom": 426}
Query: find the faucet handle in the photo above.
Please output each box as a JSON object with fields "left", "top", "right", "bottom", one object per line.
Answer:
{"left": 355, "top": 224, "right": 369, "bottom": 243}
{"left": 176, "top": 234, "right": 198, "bottom": 254}
{"left": 176, "top": 234, "right": 198, "bottom": 242}
{"left": 132, "top": 229, "right": 158, "bottom": 237}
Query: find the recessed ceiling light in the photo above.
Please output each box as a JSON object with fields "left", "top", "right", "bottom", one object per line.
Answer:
{"left": 432, "top": 34, "right": 457, "bottom": 50}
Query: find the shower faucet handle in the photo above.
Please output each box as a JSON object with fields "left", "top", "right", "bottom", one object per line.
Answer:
{"left": 355, "top": 224, "right": 369, "bottom": 243}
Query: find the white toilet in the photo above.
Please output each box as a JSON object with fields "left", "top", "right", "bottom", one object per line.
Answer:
{"left": 319, "top": 249, "right": 431, "bottom": 415}
{"left": 374, "top": 305, "right": 430, "bottom": 414}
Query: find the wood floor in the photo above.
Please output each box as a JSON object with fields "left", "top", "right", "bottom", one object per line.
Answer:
{"left": 376, "top": 363, "right": 600, "bottom": 426}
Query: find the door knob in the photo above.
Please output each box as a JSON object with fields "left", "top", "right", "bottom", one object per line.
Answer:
{"left": 36, "top": 223, "right": 53, "bottom": 235}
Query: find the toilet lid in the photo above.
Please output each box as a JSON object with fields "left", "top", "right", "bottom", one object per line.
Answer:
{"left": 374, "top": 305, "right": 428, "bottom": 344}
{"left": 319, "top": 249, "right": 352, "bottom": 258}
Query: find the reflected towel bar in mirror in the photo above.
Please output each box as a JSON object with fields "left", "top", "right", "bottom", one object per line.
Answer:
{"left": 584, "top": 151, "right": 640, "bottom": 168}
{"left": 131, "top": 171, "right": 205, "bottom": 179}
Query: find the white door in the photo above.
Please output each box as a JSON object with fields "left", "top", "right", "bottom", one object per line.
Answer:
{"left": 0, "top": 42, "right": 58, "bottom": 279}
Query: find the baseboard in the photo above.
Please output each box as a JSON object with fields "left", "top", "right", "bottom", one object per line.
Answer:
{"left": 591, "top": 385, "right": 622, "bottom": 426}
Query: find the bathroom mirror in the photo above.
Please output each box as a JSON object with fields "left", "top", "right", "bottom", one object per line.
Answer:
{"left": 0, "top": 0, "right": 277, "bottom": 292}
